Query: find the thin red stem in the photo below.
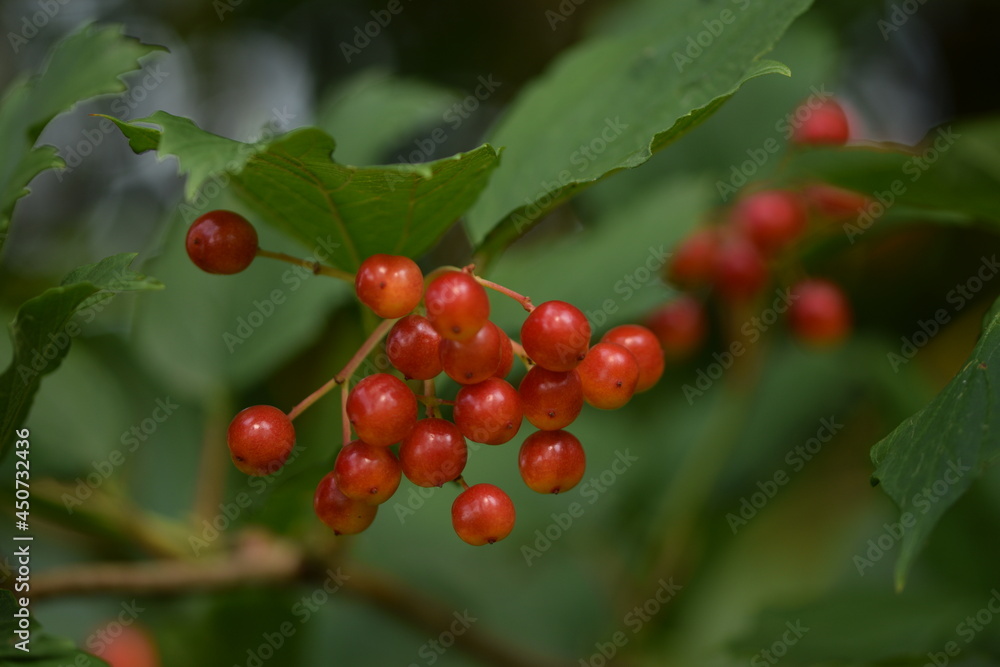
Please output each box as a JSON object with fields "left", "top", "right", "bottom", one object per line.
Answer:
{"left": 256, "top": 248, "right": 355, "bottom": 283}
{"left": 464, "top": 268, "right": 534, "bottom": 312}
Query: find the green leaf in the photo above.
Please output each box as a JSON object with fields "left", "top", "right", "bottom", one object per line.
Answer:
{"left": 0, "top": 253, "right": 163, "bottom": 459}
{"left": 871, "top": 296, "right": 1000, "bottom": 590}
{"left": 105, "top": 111, "right": 501, "bottom": 271}
{"left": 0, "top": 23, "right": 165, "bottom": 252}
{"left": 0, "top": 590, "right": 109, "bottom": 664}
{"left": 465, "top": 0, "right": 814, "bottom": 258}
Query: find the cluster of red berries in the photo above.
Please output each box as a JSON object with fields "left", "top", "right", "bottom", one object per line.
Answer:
{"left": 185, "top": 210, "right": 664, "bottom": 546}
{"left": 645, "top": 97, "right": 859, "bottom": 355}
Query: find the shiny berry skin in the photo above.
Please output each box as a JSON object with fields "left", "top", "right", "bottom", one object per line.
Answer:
{"left": 495, "top": 328, "right": 514, "bottom": 378}
{"left": 601, "top": 325, "right": 664, "bottom": 393}
{"left": 667, "top": 228, "right": 718, "bottom": 289}
{"left": 346, "top": 373, "right": 418, "bottom": 446}
{"left": 185, "top": 210, "right": 258, "bottom": 275}
{"left": 520, "top": 301, "right": 591, "bottom": 372}
{"left": 645, "top": 296, "right": 707, "bottom": 360}
{"left": 452, "top": 483, "right": 515, "bottom": 546}
{"left": 787, "top": 279, "right": 852, "bottom": 346}
{"left": 802, "top": 183, "right": 869, "bottom": 220}
{"left": 399, "top": 418, "right": 468, "bottom": 487}
{"left": 733, "top": 190, "right": 807, "bottom": 255}
{"left": 334, "top": 440, "right": 402, "bottom": 504}
{"left": 314, "top": 470, "right": 378, "bottom": 535}
{"left": 439, "top": 320, "right": 502, "bottom": 385}
{"left": 576, "top": 342, "right": 639, "bottom": 410}
{"left": 711, "top": 235, "right": 768, "bottom": 301}
{"left": 519, "top": 366, "right": 584, "bottom": 430}
{"left": 94, "top": 624, "right": 160, "bottom": 667}
{"left": 792, "top": 97, "right": 851, "bottom": 146}
{"left": 424, "top": 271, "right": 490, "bottom": 341}
{"left": 354, "top": 254, "right": 424, "bottom": 318}
{"left": 386, "top": 314, "right": 442, "bottom": 380}
{"left": 518, "top": 430, "right": 586, "bottom": 494}
{"left": 227, "top": 405, "right": 296, "bottom": 476}
{"left": 453, "top": 377, "right": 523, "bottom": 445}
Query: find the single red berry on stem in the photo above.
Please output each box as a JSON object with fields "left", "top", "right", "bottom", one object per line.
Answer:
{"left": 519, "top": 366, "right": 584, "bottom": 430}
{"left": 733, "top": 190, "right": 807, "bottom": 255}
{"left": 227, "top": 405, "right": 296, "bottom": 476}
{"left": 334, "top": 440, "right": 402, "bottom": 504}
{"left": 439, "top": 321, "right": 502, "bottom": 385}
{"left": 355, "top": 254, "right": 424, "bottom": 318}
{"left": 386, "top": 314, "right": 443, "bottom": 380}
{"left": 346, "top": 373, "right": 418, "bottom": 446}
{"left": 399, "top": 418, "right": 468, "bottom": 487}
{"left": 520, "top": 300, "right": 591, "bottom": 372}
{"left": 452, "top": 483, "right": 516, "bottom": 546}
{"left": 314, "top": 471, "right": 378, "bottom": 535}
{"left": 518, "top": 430, "right": 586, "bottom": 494}
{"left": 712, "top": 235, "right": 768, "bottom": 301}
{"left": 185, "top": 210, "right": 258, "bottom": 275}
{"left": 792, "top": 97, "right": 851, "bottom": 146}
{"left": 601, "top": 325, "right": 664, "bottom": 393}
{"left": 645, "top": 296, "right": 707, "bottom": 360}
{"left": 576, "top": 342, "right": 640, "bottom": 409}
{"left": 787, "top": 279, "right": 852, "bottom": 346}
{"left": 425, "top": 271, "right": 490, "bottom": 341}
{"left": 667, "top": 228, "right": 718, "bottom": 289}
{"left": 453, "top": 377, "right": 523, "bottom": 445}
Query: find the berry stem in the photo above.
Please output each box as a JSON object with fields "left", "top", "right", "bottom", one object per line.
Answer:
{"left": 287, "top": 318, "right": 398, "bottom": 421}
{"left": 255, "top": 248, "right": 355, "bottom": 283}
{"left": 455, "top": 475, "right": 471, "bottom": 491}
{"left": 467, "top": 271, "right": 534, "bottom": 312}
{"left": 509, "top": 339, "right": 533, "bottom": 369}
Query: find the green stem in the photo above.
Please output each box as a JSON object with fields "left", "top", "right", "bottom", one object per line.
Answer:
{"left": 256, "top": 248, "right": 354, "bottom": 283}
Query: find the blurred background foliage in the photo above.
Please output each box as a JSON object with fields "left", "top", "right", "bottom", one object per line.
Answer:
{"left": 2, "top": 0, "right": 1000, "bottom": 665}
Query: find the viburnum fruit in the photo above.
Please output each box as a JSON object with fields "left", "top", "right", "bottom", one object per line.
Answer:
{"left": 787, "top": 279, "right": 852, "bottom": 346}
{"left": 334, "top": 440, "right": 402, "bottom": 504}
{"left": 439, "top": 320, "right": 503, "bottom": 384}
{"left": 733, "top": 190, "right": 807, "bottom": 255}
{"left": 227, "top": 405, "right": 296, "bottom": 476}
{"left": 711, "top": 235, "right": 768, "bottom": 301}
{"left": 354, "top": 254, "right": 424, "bottom": 318}
{"left": 520, "top": 300, "right": 591, "bottom": 371}
{"left": 425, "top": 270, "right": 491, "bottom": 341}
{"left": 518, "top": 430, "right": 586, "bottom": 494}
{"left": 346, "top": 373, "right": 418, "bottom": 446}
{"left": 399, "top": 418, "right": 468, "bottom": 487}
{"left": 519, "top": 366, "right": 584, "bottom": 430}
{"left": 576, "top": 342, "right": 639, "bottom": 410}
{"left": 451, "top": 483, "right": 516, "bottom": 546}
{"left": 314, "top": 471, "right": 378, "bottom": 535}
{"left": 495, "top": 328, "right": 514, "bottom": 378}
{"left": 453, "top": 377, "right": 523, "bottom": 445}
{"left": 792, "top": 97, "right": 851, "bottom": 146}
{"left": 93, "top": 624, "right": 160, "bottom": 667}
{"left": 386, "top": 314, "right": 443, "bottom": 380}
{"left": 601, "top": 325, "right": 664, "bottom": 393}
{"left": 666, "top": 228, "right": 718, "bottom": 289}
{"left": 645, "top": 295, "right": 707, "bottom": 360}
{"left": 185, "top": 210, "right": 258, "bottom": 275}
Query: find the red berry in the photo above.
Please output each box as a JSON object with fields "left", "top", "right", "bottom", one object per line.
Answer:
{"left": 452, "top": 483, "right": 515, "bottom": 546}
{"left": 386, "top": 314, "right": 443, "bottom": 380}
{"left": 518, "top": 430, "right": 586, "bottom": 494}
{"left": 792, "top": 97, "right": 851, "bottom": 146}
{"left": 576, "top": 342, "right": 639, "bottom": 410}
{"left": 425, "top": 271, "right": 490, "bottom": 341}
{"left": 453, "top": 377, "right": 523, "bottom": 445}
{"left": 733, "top": 190, "right": 807, "bottom": 255}
{"left": 519, "top": 366, "right": 583, "bottom": 430}
{"left": 94, "top": 624, "right": 160, "bottom": 667}
{"left": 439, "top": 320, "right": 502, "bottom": 385}
{"left": 667, "top": 228, "right": 718, "bottom": 289}
{"left": 712, "top": 235, "right": 768, "bottom": 301}
{"left": 802, "top": 183, "right": 869, "bottom": 220}
{"left": 346, "top": 373, "right": 417, "bottom": 446}
{"left": 601, "top": 325, "right": 664, "bottom": 393}
{"left": 185, "top": 210, "right": 258, "bottom": 274}
{"left": 645, "top": 296, "right": 707, "bottom": 360}
{"left": 227, "top": 405, "right": 296, "bottom": 476}
{"left": 334, "top": 440, "right": 402, "bottom": 504}
{"left": 354, "top": 254, "right": 424, "bottom": 318}
{"left": 495, "top": 328, "right": 514, "bottom": 378}
{"left": 787, "top": 279, "right": 852, "bottom": 346}
{"left": 399, "top": 418, "right": 468, "bottom": 487}
{"left": 314, "top": 470, "right": 378, "bottom": 535}
{"left": 520, "top": 301, "right": 591, "bottom": 372}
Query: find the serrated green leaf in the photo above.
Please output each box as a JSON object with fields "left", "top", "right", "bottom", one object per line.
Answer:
{"left": 465, "top": 0, "right": 813, "bottom": 260}
{"left": 106, "top": 111, "right": 501, "bottom": 271}
{"left": 0, "top": 23, "right": 165, "bottom": 252}
{"left": 0, "top": 253, "right": 163, "bottom": 459}
{"left": 871, "top": 296, "right": 1000, "bottom": 590}
{"left": 0, "top": 591, "right": 109, "bottom": 665}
